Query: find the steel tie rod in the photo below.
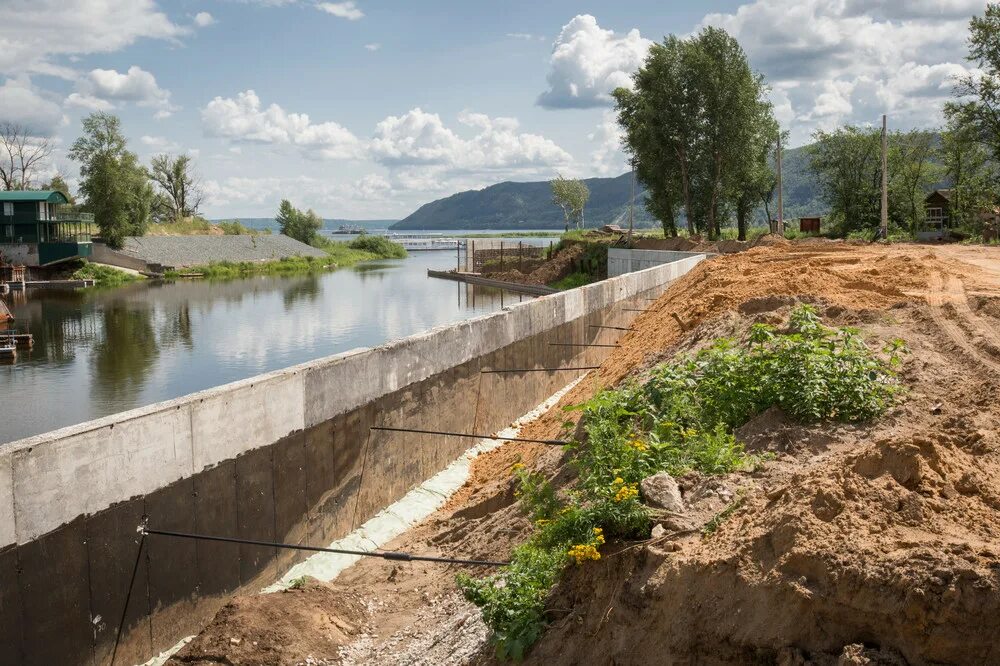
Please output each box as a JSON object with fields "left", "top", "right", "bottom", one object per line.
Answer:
{"left": 481, "top": 366, "right": 600, "bottom": 373}
{"left": 548, "top": 342, "right": 620, "bottom": 348}
{"left": 142, "top": 526, "right": 509, "bottom": 567}
{"left": 371, "top": 425, "right": 569, "bottom": 446}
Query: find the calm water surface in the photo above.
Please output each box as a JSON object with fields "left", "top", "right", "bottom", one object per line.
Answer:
{"left": 0, "top": 250, "right": 542, "bottom": 443}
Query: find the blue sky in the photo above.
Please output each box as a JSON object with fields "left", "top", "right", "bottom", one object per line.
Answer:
{"left": 0, "top": 0, "right": 984, "bottom": 219}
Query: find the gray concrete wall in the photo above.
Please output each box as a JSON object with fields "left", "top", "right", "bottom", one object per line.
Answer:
{"left": 90, "top": 243, "right": 153, "bottom": 273}
{"left": 608, "top": 248, "right": 709, "bottom": 278}
{"left": 0, "top": 244, "right": 39, "bottom": 267}
{"left": 0, "top": 254, "right": 705, "bottom": 665}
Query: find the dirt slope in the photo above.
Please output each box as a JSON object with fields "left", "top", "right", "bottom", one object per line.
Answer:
{"left": 171, "top": 240, "right": 1000, "bottom": 666}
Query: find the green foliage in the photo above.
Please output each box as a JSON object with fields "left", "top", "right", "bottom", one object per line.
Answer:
{"left": 549, "top": 271, "right": 592, "bottom": 290}
{"left": 614, "top": 27, "right": 777, "bottom": 239}
{"left": 69, "top": 112, "right": 152, "bottom": 249}
{"left": 808, "top": 126, "right": 945, "bottom": 235}
{"left": 461, "top": 305, "right": 905, "bottom": 659}
{"left": 946, "top": 4, "right": 1000, "bottom": 168}
{"left": 550, "top": 175, "right": 591, "bottom": 231}
{"left": 217, "top": 220, "right": 261, "bottom": 235}
{"left": 150, "top": 154, "right": 203, "bottom": 222}
{"left": 276, "top": 199, "right": 323, "bottom": 245}
{"left": 346, "top": 234, "right": 407, "bottom": 258}
{"left": 72, "top": 260, "right": 141, "bottom": 288}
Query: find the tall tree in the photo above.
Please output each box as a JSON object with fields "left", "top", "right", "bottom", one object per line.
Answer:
{"left": 614, "top": 28, "right": 776, "bottom": 238}
{"left": 276, "top": 199, "right": 322, "bottom": 244}
{"left": 69, "top": 112, "right": 153, "bottom": 248}
{"left": 942, "top": 117, "right": 997, "bottom": 231}
{"left": 946, "top": 4, "right": 1000, "bottom": 164}
{"left": 889, "top": 130, "right": 944, "bottom": 233}
{"left": 550, "top": 175, "right": 590, "bottom": 231}
{"left": 42, "top": 173, "right": 74, "bottom": 204}
{"left": 0, "top": 123, "right": 53, "bottom": 190}
{"left": 150, "top": 154, "right": 204, "bottom": 222}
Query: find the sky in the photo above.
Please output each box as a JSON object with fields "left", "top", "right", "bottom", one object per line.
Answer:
{"left": 0, "top": 0, "right": 986, "bottom": 219}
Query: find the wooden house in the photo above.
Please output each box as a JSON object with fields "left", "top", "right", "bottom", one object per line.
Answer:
{"left": 0, "top": 191, "right": 93, "bottom": 266}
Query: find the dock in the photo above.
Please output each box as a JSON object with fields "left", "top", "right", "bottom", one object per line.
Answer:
{"left": 8, "top": 279, "right": 96, "bottom": 291}
{"left": 427, "top": 269, "right": 557, "bottom": 296}
{"left": 0, "top": 332, "right": 33, "bottom": 348}
{"left": 0, "top": 345, "right": 15, "bottom": 359}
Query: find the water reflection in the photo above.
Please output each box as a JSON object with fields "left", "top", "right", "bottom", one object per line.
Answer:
{"left": 0, "top": 252, "right": 535, "bottom": 443}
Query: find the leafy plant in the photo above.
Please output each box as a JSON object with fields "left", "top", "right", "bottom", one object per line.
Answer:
{"left": 461, "top": 305, "right": 905, "bottom": 660}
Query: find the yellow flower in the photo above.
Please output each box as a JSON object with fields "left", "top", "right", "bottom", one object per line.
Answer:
{"left": 567, "top": 543, "right": 601, "bottom": 565}
{"left": 627, "top": 439, "right": 648, "bottom": 452}
{"left": 535, "top": 518, "right": 551, "bottom": 527}
{"left": 510, "top": 462, "right": 525, "bottom": 474}
{"left": 614, "top": 482, "right": 639, "bottom": 503}
{"left": 613, "top": 477, "right": 625, "bottom": 486}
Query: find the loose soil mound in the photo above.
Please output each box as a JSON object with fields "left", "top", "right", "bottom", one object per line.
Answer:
{"left": 486, "top": 243, "right": 587, "bottom": 286}
{"left": 171, "top": 242, "right": 1000, "bottom": 666}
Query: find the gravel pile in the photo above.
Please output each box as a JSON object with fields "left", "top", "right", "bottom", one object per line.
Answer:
{"left": 120, "top": 235, "right": 328, "bottom": 269}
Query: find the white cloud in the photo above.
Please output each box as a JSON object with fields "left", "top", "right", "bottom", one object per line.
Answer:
{"left": 0, "top": 77, "right": 65, "bottom": 136}
{"left": 316, "top": 2, "right": 364, "bottom": 20}
{"left": 698, "top": 0, "right": 975, "bottom": 144}
{"left": 202, "top": 89, "right": 363, "bottom": 159}
{"left": 537, "top": 15, "right": 652, "bottom": 109}
{"left": 140, "top": 135, "right": 180, "bottom": 152}
{"left": 371, "top": 108, "right": 571, "bottom": 170}
{"left": 65, "top": 92, "right": 114, "bottom": 112}
{"left": 507, "top": 33, "right": 546, "bottom": 41}
{"left": 0, "top": 0, "right": 185, "bottom": 77}
{"left": 370, "top": 108, "right": 573, "bottom": 193}
{"left": 193, "top": 12, "right": 217, "bottom": 28}
{"left": 69, "top": 66, "right": 177, "bottom": 118}
{"left": 588, "top": 110, "right": 626, "bottom": 176}
{"left": 364, "top": 43, "right": 381, "bottom": 51}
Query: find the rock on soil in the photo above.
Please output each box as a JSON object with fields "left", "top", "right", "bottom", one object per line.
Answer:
{"left": 641, "top": 472, "right": 684, "bottom": 512}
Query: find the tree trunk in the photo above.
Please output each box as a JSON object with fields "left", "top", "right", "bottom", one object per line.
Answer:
{"left": 676, "top": 145, "right": 695, "bottom": 235}
{"left": 737, "top": 201, "right": 747, "bottom": 241}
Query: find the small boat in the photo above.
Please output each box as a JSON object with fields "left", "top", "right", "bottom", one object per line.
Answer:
{"left": 0, "top": 332, "right": 32, "bottom": 348}
{"left": 332, "top": 224, "right": 365, "bottom": 234}
{"left": 0, "top": 345, "right": 16, "bottom": 360}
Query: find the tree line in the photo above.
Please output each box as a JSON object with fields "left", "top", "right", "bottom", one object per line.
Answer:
{"left": 0, "top": 112, "right": 204, "bottom": 249}
{"left": 611, "top": 4, "right": 1000, "bottom": 240}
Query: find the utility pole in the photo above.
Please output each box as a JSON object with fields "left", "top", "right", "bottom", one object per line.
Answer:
{"left": 880, "top": 114, "right": 888, "bottom": 240}
{"left": 776, "top": 135, "right": 784, "bottom": 234}
{"left": 627, "top": 159, "right": 635, "bottom": 248}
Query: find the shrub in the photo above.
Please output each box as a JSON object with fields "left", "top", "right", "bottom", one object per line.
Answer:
{"left": 461, "top": 305, "right": 905, "bottom": 660}
{"left": 347, "top": 234, "right": 407, "bottom": 258}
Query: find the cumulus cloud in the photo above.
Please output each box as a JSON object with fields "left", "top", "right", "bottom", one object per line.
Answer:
{"left": 67, "top": 66, "right": 177, "bottom": 118}
{"left": 202, "top": 89, "right": 363, "bottom": 159}
{"left": 316, "top": 2, "right": 364, "bottom": 20}
{"left": 698, "top": 0, "right": 976, "bottom": 143}
{"left": 537, "top": 15, "right": 652, "bottom": 109}
{"left": 588, "top": 110, "right": 626, "bottom": 176}
{"left": 193, "top": 12, "right": 217, "bottom": 27}
{"left": 0, "top": 0, "right": 185, "bottom": 77}
{"left": 371, "top": 108, "right": 571, "bottom": 170}
{"left": 140, "top": 135, "right": 180, "bottom": 152}
{"left": 0, "top": 77, "right": 65, "bottom": 136}
{"left": 364, "top": 43, "right": 381, "bottom": 51}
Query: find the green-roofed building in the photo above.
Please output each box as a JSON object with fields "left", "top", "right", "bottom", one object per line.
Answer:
{"left": 0, "top": 190, "right": 93, "bottom": 266}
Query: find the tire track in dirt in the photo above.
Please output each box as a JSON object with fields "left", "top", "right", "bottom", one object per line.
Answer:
{"left": 927, "top": 272, "right": 1000, "bottom": 373}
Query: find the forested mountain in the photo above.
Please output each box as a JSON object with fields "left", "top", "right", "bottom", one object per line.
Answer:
{"left": 390, "top": 173, "right": 656, "bottom": 230}
{"left": 391, "top": 145, "right": 821, "bottom": 231}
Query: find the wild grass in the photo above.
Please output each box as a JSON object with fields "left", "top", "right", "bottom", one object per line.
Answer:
{"left": 72, "top": 261, "right": 142, "bottom": 288}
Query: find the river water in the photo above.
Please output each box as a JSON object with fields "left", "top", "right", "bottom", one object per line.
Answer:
{"left": 0, "top": 249, "right": 546, "bottom": 444}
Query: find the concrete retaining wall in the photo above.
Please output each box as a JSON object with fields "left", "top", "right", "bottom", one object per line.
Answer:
{"left": 91, "top": 243, "right": 154, "bottom": 273}
{"left": 608, "top": 248, "right": 709, "bottom": 277}
{"left": 0, "top": 254, "right": 705, "bottom": 665}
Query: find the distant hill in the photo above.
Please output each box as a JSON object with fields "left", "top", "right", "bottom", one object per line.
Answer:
{"left": 390, "top": 173, "right": 656, "bottom": 231}
{"left": 389, "top": 149, "right": 833, "bottom": 231}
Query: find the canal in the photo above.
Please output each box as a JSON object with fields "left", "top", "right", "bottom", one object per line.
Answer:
{"left": 0, "top": 250, "right": 539, "bottom": 443}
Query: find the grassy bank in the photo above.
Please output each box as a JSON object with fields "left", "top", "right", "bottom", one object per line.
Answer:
{"left": 165, "top": 236, "right": 407, "bottom": 279}
{"left": 72, "top": 261, "right": 143, "bottom": 288}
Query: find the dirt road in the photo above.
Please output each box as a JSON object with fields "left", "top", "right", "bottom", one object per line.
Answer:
{"left": 169, "top": 240, "right": 1000, "bottom": 666}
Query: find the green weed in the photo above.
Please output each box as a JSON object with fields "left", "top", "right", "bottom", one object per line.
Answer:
{"left": 459, "top": 305, "right": 904, "bottom": 660}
